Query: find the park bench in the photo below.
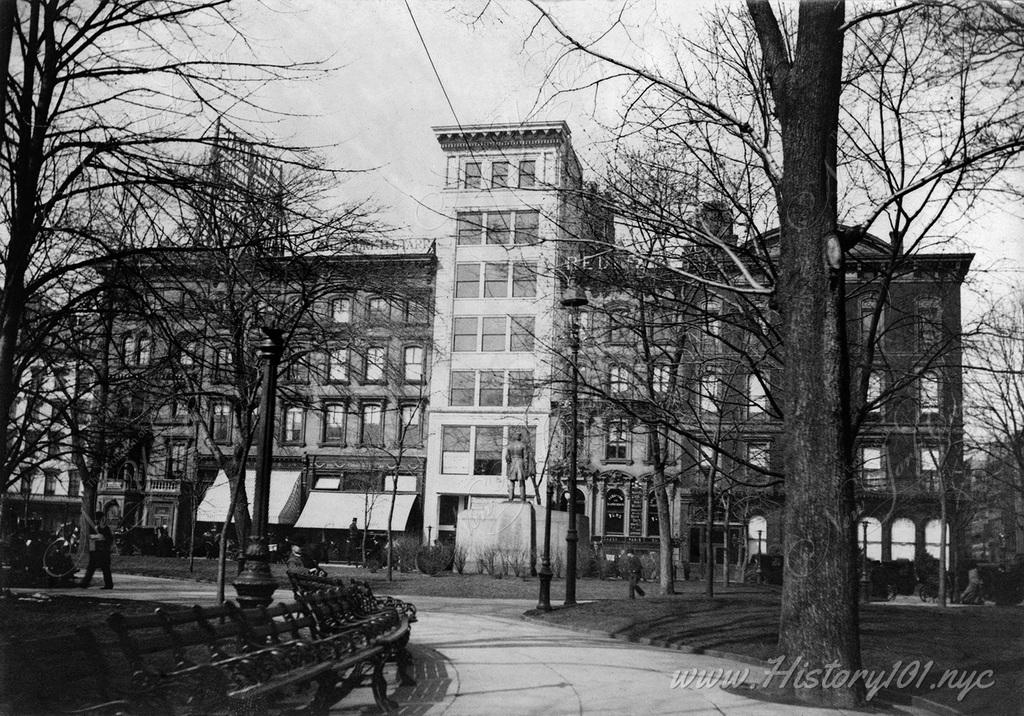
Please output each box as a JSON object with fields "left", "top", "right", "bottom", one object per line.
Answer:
{"left": 105, "top": 595, "right": 404, "bottom": 714}
{"left": 286, "top": 569, "right": 418, "bottom": 624}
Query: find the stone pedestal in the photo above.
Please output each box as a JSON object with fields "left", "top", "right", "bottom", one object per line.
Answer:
{"left": 455, "top": 499, "right": 589, "bottom": 575}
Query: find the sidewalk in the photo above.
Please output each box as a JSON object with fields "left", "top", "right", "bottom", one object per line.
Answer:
{"left": 37, "top": 574, "right": 870, "bottom": 716}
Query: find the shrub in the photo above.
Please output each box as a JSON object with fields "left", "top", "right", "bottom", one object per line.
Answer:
{"left": 452, "top": 544, "right": 468, "bottom": 574}
{"left": 416, "top": 543, "right": 453, "bottom": 576}
{"left": 392, "top": 536, "right": 421, "bottom": 573}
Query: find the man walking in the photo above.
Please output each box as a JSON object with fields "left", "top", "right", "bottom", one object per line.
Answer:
{"left": 625, "top": 549, "right": 645, "bottom": 599}
{"left": 80, "top": 511, "right": 113, "bottom": 589}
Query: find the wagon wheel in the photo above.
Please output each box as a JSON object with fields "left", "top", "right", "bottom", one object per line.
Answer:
{"left": 42, "top": 537, "right": 81, "bottom": 579}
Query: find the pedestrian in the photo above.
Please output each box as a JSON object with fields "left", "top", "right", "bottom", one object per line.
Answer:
{"left": 80, "top": 511, "right": 113, "bottom": 590}
{"left": 348, "top": 517, "right": 360, "bottom": 564}
{"left": 960, "top": 562, "right": 984, "bottom": 604}
{"left": 625, "top": 549, "right": 645, "bottom": 599}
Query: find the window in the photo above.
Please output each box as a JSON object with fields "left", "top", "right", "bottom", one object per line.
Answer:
{"left": 919, "top": 446, "right": 940, "bottom": 489}
{"left": 211, "top": 402, "right": 232, "bottom": 443}
{"left": 123, "top": 335, "right": 137, "bottom": 365}
{"left": 653, "top": 364, "right": 673, "bottom": 394}
{"left": 508, "top": 371, "right": 534, "bottom": 407}
{"left": 510, "top": 316, "right": 534, "bottom": 351}
{"left": 214, "top": 347, "right": 231, "bottom": 382}
{"left": 360, "top": 404, "right": 384, "bottom": 446}
{"left": 368, "top": 297, "right": 390, "bottom": 322}
{"left": 399, "top": 403, "right": 422, "bottom": 444}
{"left": 479, "top": 370, "right": 504, "bottom": 406}
{"left": 748, "top": 374, "right": 767, "bottom": 415}
{"left": 324, "top": 404, "right": 346, "bottom": 443}
{"left": 169, "top": 442, "right": 187, "bottom": 479}
{"left": 604, "top": 489, "right": 625, "bottom": 534}
{"left": 481, "top": 317, "right": 507, "bottom": 351}
{"left": 327, "top": 347, "right": 349, "bottom": 382}
{"left": 860, "top": 297, "right": 881, "bottom": 346}
{"left": 365, "top": 347, "right": 385, "bottom": 382}
{"left": 137, "top": 334, "right": 152, "bottom": 365}
{"left": 455, "top": 264, "right": 480, "bottom": 298}
{"left": 512, "top": 262, "right": 537, "bottom": 297}
{"left": 924, "top": 519, "right": 950, "bottom": 561}
{"left": 646, "top": 492, "right": 660, "bottom": 537}
{"left": 608, "top": 314, "right": 630, "bottom": 344}
{"left": 453, "top": 317, "right": 478, "bottom": 352}
{"left": 314, "top": 475, "right": 342, "bottom": 490}
{"left": 282, "top": 407, "right": 304, "bottom": 444}
{"left": 609, "top": 365, "right": 630, "bottom": 395}
{"left": 450, "top": 371, "right": 475, "bottom": 406}
{"left": 283, "top": 356, "right": 308, "bottom": 383}
{"left": 486, "top": 211, "right": 511, "bottom": 245}
{"left": 919, "top": 372, "right": 940, "bottom": 414}
{"left": 44, "top": 472, "right": 56, "bottom": 496}
{"left": 442, "top": 426, "right": 471, "bottom": 473}
{"left": 483, "top": 263, "right": 509, "bottom": 297}
{"left": 331, "top": 297, "right": 351, "bottom": 323}
{"left": 700, "top": 369, "right": 720, "bottom": 413}
{"left": 474, "top": 426, "right": 504, "bottom": 475}
{"left": 457, "top": 212, "right": 483, "bottom": 245}
{"left": 748, "top": 442, "right": 771, "bottom": 473}
{"left": 917, "top": 298, "right": 942, "bottom": 352}
{"left": 518, "top": 159, "right": 536, "bottom": 188}
{"left": 514, "top": 210, "right": 539, "bottom": 244}
{"left": 403, "top": 346, "right": 424, "bottom": 382}
{"left": 464, "top": 161, "right": 482, "bottom": 189}
{"left": 862, "top": 447, "right": 885, "bottom": 489}
{"left": 862, "top": 517, "right": 883, "bottom": 560}
{"left": 605, "top": 419, "right": 630, "bottom": 461}
{"left": 866, "top": 371, "right": 882, "bottom": 416}
{"left": 891, "top": 518, "right": 916, "bottom": 560}
{"left": 68, "top": 470, "right": 80, "bottom": 497}
{"left": 491, "top": 161, "right": 509, "bottom": 188}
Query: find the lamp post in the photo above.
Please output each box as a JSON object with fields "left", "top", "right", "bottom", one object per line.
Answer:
{"left": 860, "top": 520, "right": 871, "bottom": 604}
{"left": 234, "top": 327, "right": 284, "bottom": 607}
{"left": 537, "top": 475, "right": 554, "bottom": 611}
{"left": 562, "top": 284, "right": 588, "bottom": 606}
{"left": 756, "top": 528, "right": 764, "bottom": 584}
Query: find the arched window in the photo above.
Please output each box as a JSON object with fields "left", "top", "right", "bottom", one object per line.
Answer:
{"left": 118, "top": 462, "right": 139, "bottom": 491}
{"left": 924, "top": 519, "right": 950, "bottom": 562}
{"left": 891, "top": 518, "right": 916, "bottom": 560}
{"left": 747, "top": 515, "right": 767, "bottom": 558}
{"left": 604, "top": 489, "right": 625, "bottom": 535}
{"left": 646, "top": 491, "right": 661, "bottom": 537}
{"left": 860, "top": 517, "right": 882, "bottom": 561}
{"left": 123, "top": 335, "right": 137, "bottom": 365}
{"left": 136, "top": 334, "right": 152, "bottom": 365}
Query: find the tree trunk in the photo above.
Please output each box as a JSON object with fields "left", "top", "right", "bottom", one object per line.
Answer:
{"left": 748, "top": 1, "right": 862, "bottom": 707}
{"left": 653, "top": 463, "right": 674, "bottom": 594}
{"left": 723, "top": 494, "right": 731, "bottom": 587}
{"left": 705, "top": 464, "right": 714, "bottom": 598}
{"left": 938, "top": 494, "right": 948, "bottom": 608}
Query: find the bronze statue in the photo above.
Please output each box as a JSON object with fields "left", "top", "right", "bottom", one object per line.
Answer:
{"left": 505, "top": 432, "right": 532, "bottom": 502}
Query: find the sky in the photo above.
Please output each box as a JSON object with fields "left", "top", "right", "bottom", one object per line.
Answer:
{"left": 224, "top": 0, "right": 1023, "bottom": 319}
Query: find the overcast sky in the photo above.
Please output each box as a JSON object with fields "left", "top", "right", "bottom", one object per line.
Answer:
{"left": 231, "top": 0, "right": 1023, "bottom": 315}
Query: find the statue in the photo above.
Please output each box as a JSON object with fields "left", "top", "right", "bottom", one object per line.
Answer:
{"left": 505, "top": 432, "right": 532, "bottom": 502}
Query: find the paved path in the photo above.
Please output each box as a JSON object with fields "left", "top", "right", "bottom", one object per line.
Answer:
{"left": 34, "top": 574, "right": 869, "bottom": 716}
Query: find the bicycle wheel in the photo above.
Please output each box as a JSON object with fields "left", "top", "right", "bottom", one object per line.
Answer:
{"left": 42, "top": 538, "right": 80, "bottom": 579}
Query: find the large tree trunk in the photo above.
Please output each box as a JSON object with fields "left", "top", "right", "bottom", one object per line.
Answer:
{"left": 748, "top": 1, "right": 862, "bottom": 707}
{"left": 653, "top": 462, "right": 675, "bottom": 594}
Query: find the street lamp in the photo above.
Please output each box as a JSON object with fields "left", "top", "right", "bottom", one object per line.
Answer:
{"left": 562, "top": 283, "right": 588, "bottom": 606}
{"left": 537, "top": 474, "right": 554, "bottom": 611}
{"left": 234, "top": 327, "right": 285, "bottom": 607}
{"left": 860, "top": 519, "right": 871, "bottom": 604}
{"left": 756, "top": 528, "right": 764, "bottom": 584}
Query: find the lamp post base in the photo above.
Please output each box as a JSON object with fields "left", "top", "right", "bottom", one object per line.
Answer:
{"left": 233, "top": 538, "right": 277, "bottom": 608}
{"left": 537, "top": 564, "right": 553, "bottom": 611}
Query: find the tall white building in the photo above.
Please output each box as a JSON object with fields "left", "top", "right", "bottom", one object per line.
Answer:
{"left": 422, "top": 122, "right": 583, "bottom": 543}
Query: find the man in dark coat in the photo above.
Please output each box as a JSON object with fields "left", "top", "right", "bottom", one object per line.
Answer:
{"left": 625, "top": 549, "right": 645, "bottom": 599}
{"left": 80, "top": 511, "right": 113, "bottom": 589}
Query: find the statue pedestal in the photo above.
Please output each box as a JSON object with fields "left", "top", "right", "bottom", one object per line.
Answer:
{"left": 455, "top": 499, "right": 589, "bottom": 575}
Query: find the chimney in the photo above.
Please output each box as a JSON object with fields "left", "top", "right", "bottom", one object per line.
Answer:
{"left": 696, "top": 201, "right": 736, "bottom": 245}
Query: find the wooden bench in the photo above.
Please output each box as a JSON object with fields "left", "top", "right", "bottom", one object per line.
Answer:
{"left": 106, "top": 597, "right": 402, "bottom": 714}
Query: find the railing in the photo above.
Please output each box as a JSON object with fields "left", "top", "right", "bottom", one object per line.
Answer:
{"left": 148, "top": 479, "right": 180, "bottom": 493}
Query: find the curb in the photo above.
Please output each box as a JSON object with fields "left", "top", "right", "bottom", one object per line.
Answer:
{"left": 520, "top": 613, "right": 962, "bottom": 715}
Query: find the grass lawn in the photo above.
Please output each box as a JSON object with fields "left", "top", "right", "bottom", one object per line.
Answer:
{"left": 528, "top": 590, "right": 1024, "bottom": 715}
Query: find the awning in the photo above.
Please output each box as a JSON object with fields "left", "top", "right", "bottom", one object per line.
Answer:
{"left": 196, "top": 469, "right": 302, "bottom": 525}
{"left": 294, "top": 492, "right": 418, "bottom": 531}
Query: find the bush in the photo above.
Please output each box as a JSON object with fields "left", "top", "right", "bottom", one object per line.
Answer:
{"left": 391, "top": 536, "right": 421, "bottom": 573}
{"left": 452, "top": 544, "right": 468, "bottom": 574}
{"left": 640, "top": 552, "right": 659, "bottom": 581}
{"left": 416, "top": 543, "right": 453, "bottom": 576}
{"left": 476, "top": 547, "right": 500, "bottom": 576}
